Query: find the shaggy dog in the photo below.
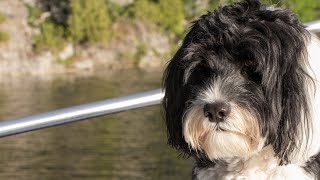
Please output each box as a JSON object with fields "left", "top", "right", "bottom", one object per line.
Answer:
{"left": 162, "top": 0, "right": 320, "bottom": 179}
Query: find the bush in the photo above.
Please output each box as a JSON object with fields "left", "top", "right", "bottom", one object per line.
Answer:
{"left": 132, "top": 0, "right": 185, "bottom": 35}
{"left": 68, "top": 0, "right": 111, "bottom": 43}
{"left": 134, "top": 43, "right": 147, "bottom": 63}
{"left": 33, "top": 21, "right": 66, "bottom": 52}
{"left": 26, "top": 4, "right": 42, "bottom": 27}
{"left": 0, "top": 13, "right": 6, "bottom": 24}
{"left": 0, "top": 13, "right": 9, "bottom": 43}
{"left": 107, "top": 2, "right": 132, "bottom": 22}
{"left": 159, "top": 0, "right": 185, "bottom": 34}
{"left": 0, "top": 31, "right": 9, "bottom": 43}
{"left": 37, "top": 0, "right": 70, "bottom": 26}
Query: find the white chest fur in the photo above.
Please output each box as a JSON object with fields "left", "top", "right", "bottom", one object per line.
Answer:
{"left": 194, "top": 146, "right": 314, "bottom": 180}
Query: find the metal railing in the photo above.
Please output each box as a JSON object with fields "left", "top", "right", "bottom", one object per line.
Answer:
{"left": 0, "top": 89, "right": 163, "bottom": 137}
{"left": 304, "top": 20, "right": 320, "bottom": 32}
{"left": 0, "top": 20, "right": 319, "bottom": 138}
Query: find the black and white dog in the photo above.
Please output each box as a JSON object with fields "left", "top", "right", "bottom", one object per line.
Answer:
{"left": 162, "top": 0, "right": 320, "bottom": 179}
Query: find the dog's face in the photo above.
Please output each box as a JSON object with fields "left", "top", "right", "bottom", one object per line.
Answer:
{"left": 181, "top": 56, "right": 263, "bottom": 160}
{"left": 162, "top": 0, "right": 314, "bottom": 164}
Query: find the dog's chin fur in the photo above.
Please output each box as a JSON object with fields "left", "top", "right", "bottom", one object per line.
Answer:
{"left": 162, "top": 0, "right": 320, "bottom": 179}
{"left": 183, "top": 102, "right": 261, "bottom": 160}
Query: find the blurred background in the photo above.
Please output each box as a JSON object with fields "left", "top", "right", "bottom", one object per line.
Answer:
{"left": 0, "top": 0, "right": 319, "bottom": 179}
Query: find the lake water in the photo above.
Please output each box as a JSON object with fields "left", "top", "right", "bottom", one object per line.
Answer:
{"left": 0, "top": 70, "right": 192, "bottom": 179}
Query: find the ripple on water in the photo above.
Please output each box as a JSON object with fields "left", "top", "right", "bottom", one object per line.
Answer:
{"left": 0, "top": 69, "right": 192, "bottom": 180}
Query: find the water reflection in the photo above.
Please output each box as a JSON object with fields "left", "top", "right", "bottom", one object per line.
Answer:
{"left": 0, "top": 70, "right": 192, "bottom": 179}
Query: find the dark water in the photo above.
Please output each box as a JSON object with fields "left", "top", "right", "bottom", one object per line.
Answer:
{"left": 0, "top": 70, "right": 192, "bottom": 180}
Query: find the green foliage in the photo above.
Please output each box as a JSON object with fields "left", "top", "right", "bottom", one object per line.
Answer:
{"left": 132, "top": 0, "right": 185, "bottom": 35}
{"left": 26, "top": 4, "right": 42, "bottom": 26}
{"left": 28, "top": 0, "right": 320, "bottom": 57}
{"left": 0, "top": 13, "right": 6, "bottom": 24}
{"left": 107, "top": 2, "right": 132, "bottom": 21}
{"left": 282, "top": 0, "right": 320, "bottom": 21}
{"left": 33, "top": 21, "right": 66, "bottom": 52}
{"left": 27, "top": 4, "right": 67, "bottom": 52}
{"left": 183, "top": 0, "right": 197, "bottom": 20}
{"left": 259, "top": 0, "right": 320, "bottom": 21}
{"left": 132, "top": 0, "right": 159, "bottom": 21}
{"left": 0, "top": 31, "right": 9, "bottom": 43}
{"left": 159, "top": 0, "right": 185, "bottom": 34}
{"left": 0, "top": 13, "right": 9, "bottom": 43}
{"left": 134, "top": 43, "right": 147, "bottom": 63}
{"left": 37, "top": 0, "right": 70, "bottom": 25}
{"left": 57, "top": 55, "right": 75, "bottom": 66}
{"left": 184, "top": 0, "right": 247, "bottom": 21}
{"left": 68, "top": 0, "right": 111, "bottom": 43}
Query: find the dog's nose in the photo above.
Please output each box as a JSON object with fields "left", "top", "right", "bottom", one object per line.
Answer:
{"left": 203, "top": 102, "right": 231, "bottom": 123}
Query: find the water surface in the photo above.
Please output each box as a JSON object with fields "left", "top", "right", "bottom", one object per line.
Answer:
{"left": 0, "top": 70, "right": 192, "bottom": 180}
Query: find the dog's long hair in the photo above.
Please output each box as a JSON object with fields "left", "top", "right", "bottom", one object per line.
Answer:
{"left": 162, "top": 0, "right": 319, "bottom": 166}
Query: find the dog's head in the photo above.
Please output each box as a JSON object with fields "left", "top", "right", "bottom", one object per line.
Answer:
{"left": 162, "top": 0, "right": 315, "bottom": 164}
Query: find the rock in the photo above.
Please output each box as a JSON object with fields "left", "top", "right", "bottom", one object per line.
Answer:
{"left": 110, "top": 20, "right": 170, "bottom": 69}
{"left": 0, "top": 0, "right": 34, "bottom": 74}
{"left": 138, "top": 50, "right": 165, "bottom": 69}
{"left": 0, "top": 0, "right": 172, "bottom": 75}
{"left": 74, "top": 60, "right": 93, "bottom": 70}
{"left": 58, "top": 43, "right": 74, "bottom": 61}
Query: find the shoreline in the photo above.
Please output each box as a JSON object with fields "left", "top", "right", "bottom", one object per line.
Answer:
{"left": 0, "top": 0, "right": 170, "bottom": 77}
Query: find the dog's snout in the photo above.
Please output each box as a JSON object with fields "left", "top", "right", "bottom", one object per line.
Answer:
{"left": 203, "top": 102, "right": 231, "bottom": 122}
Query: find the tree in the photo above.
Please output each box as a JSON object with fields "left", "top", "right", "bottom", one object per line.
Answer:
{"left": 68, "top": 0, "right": 111, "bottom": 43}
{"left": 133, "top": 0, "right": 185, "bottom": 35}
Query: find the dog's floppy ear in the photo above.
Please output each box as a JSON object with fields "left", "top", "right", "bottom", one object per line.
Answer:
{"left": 162, "top": 46, "right": 190, "bottom": 152}
{"left": 253, "top": 14, "right": 312, "bottom": 164}
{"left": 270, "top": 43, "right": 313, "bottom": 165}
{"left": 162, "top": 26, "right": 201, "bottom": 153}
{"left": 233, "top": 1, "right": 312, "bottom": 163}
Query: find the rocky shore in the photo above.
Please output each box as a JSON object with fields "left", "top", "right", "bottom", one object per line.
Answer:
{"left": 0, "top": 0, "right": 170, "bottom": 76}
